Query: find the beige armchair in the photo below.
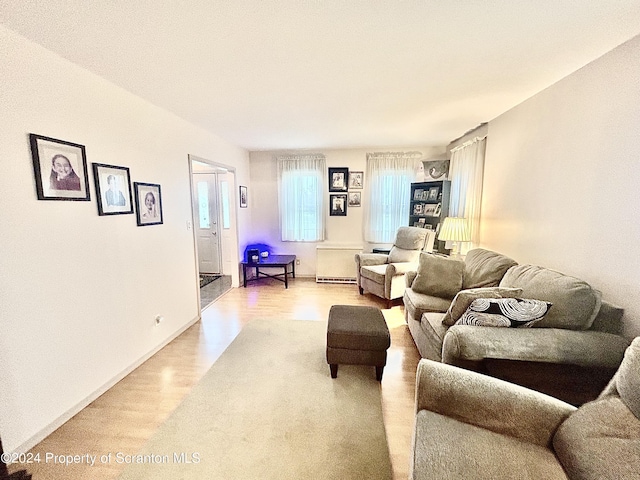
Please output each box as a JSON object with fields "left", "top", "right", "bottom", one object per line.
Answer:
{"left": 355, "top": 226, "right": 435, "bottom": 307}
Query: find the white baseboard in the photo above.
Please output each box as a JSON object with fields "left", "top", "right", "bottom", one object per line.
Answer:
{"left": 10, "top": 314, "right": 201, "bottom": 456}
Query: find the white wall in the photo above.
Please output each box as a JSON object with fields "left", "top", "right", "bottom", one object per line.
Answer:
{"left": 480, "top": 34, "right": 640, "bottom": 340}
{"left": 248, "top": 146, "right": 446, "bottom": 276}
{"left": 0, "top": 26, "right": 251, "bottom": 452}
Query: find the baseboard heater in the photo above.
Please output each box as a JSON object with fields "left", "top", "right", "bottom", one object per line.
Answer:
{"left": 316, "top": 245, "right": 362, "bottom": 284}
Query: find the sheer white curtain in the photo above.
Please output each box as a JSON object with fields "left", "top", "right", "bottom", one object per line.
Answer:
{"left": 277, "top": 154, "right": 326, "bottom": 241}
{"left": 448, "top": 136, "right": 487, "bottom": 252}
{"left": 364, "top": 152, "right": 421, "bottom": 243}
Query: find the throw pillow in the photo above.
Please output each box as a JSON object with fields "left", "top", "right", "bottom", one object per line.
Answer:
{"left": 411, "top": 253, "right": 464, "bottom": 299}
{"left": 442, "top": 287, "right": 524, "bottom": 326}
{"left": 456, "top": 297, "right": 553, "bottom": 328}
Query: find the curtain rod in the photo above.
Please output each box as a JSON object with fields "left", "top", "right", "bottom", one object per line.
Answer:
{"left": 449, "top": 134, "right": 487, "bottom": 153}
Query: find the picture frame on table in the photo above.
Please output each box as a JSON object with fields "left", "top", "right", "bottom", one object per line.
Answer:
{"left": 29, "top": 133, "right": 91, "bottom": 201}
{"left": 239, "top": 185, "right": 248, "bottom": 208}
{"left": 92, "top": 163, "right": 133, "bottom": 216}
{"left": 348, "top": 171, "right": 363, "bottom": 189}
{"left": 330, "top": 194, "right": 347, "bottom": 216}
{"left": 329, "top": 168, "right": 348, "bottom": 192}
{"left": 134, "top": 182, "right": 163, "bottom": 226}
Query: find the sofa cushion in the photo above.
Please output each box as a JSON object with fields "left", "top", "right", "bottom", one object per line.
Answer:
{"left": 412, "top": 253, "right": 464, "bottom": 299}
{"left": 413, "top": 410, "right": 569, "bottom": 480}
{"left": 442, "top": 287, "right": 524, "bottom": 326}
{"left": 553, "top": 397, "right": 640, "bottom": 480}
{"left": 457, "top": 298, "right": 552, "bottom": 328}
{"left": 360, "top": 264, "right": 387, "bottom": 284}
{"left": 462, "top": 248, "right": 518, "bottom": 289}
{"left": 499, "top": 265, "right": 601, "bottom": 330}
{"left": 404, "top": 288, "right": 453, "bottom": 321}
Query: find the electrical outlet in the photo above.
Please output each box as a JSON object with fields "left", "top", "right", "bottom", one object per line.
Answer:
{"left": 296, "top": 259, "right": 300, "bottom": 265}
{"left": 155, "top": 315, "right": 164, "bottom": 326}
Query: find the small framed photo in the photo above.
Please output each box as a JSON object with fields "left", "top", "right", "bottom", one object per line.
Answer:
{"left": 92, "top": 163, "right": 133, "bottom": 216}
{"left": 427, "top": 186, "right": 439, "bottom": 201}
{"left": 348, "top": 192, "right": 361, "bottom": 207}
{"left": 134, "top": 182, "right": 163, "bottom": 226}
{"left": 239, "top": 185, "right": 248, "bottom": 208}
{"left": 330, "top": 194, "right": 347, "bottom": 216}
{"left": 348, "top": 171, "right": 363, "bottom": 189}
{"left": 413, "top": 203, "right": 424, "bottom": 215}
{"left": 29, "top": 133, "right": 91, "bottom": 201}
{"left": 329, "top": 168, "right": 348, "bottom": 192}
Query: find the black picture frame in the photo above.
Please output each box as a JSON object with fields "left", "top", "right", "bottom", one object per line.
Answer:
{"left": 29, "top": 133, "right": 91, "bottom": 201}
{"left": 239, "top": 185, "right": 248, "bottom": 208}
{"left": 134, "top": 182, "right": 163, "bottom": 226}
{"left": 329, "top": 167, "right": 348, "bottom": 192}
{"left": 330, "top": 194, "right": 347, "bottom": 216}
{"left": 92, "top": 163, "right": 134, "bottom": 216}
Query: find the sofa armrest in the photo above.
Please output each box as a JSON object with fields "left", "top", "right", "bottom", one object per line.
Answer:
{"left": 387, "top": 262, "right": 417, "bottom": 276}
{"left": 355, "top": 253, "right": 388, "bottom": 267}
{"left": 442, "top": 326, "right": 630, "bottom": 368}
{"left": 405, "top": 270, "right": 417, "bottom": 287}
{"left": 415, "top": 359, "right": 576, "bottom": 447}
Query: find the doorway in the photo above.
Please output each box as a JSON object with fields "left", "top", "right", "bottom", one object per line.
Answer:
{"left": 189, "top": 155, "right": 240, "bottom": 310}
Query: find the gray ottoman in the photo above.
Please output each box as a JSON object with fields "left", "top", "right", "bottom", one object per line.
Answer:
{"left": 326, "top": 305, "right": 391, "bottom": 381}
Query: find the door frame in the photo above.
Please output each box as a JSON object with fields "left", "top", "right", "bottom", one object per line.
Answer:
{"left": 188, "top": 154, "right": 241, "bottom": 311}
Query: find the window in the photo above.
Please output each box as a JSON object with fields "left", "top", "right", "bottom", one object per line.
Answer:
{"left": 363, "top": 152, "right": 421, "bottom": 243}
{"left": 277, "top": 154, "right": 326, "bottom": 241}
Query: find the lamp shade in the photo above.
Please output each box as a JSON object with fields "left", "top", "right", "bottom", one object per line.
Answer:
{"left": 438, "top": 217, "right": 471, "bottom": 242}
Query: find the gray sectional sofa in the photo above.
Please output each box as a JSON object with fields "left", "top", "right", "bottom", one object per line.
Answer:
{"left": 403, "top": 248, "right": 631, "bottom": 402}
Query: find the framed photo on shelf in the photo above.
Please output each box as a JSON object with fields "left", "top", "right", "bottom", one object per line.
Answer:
{"left": 134, "top": 182, "right": 163, "bottom": 226}
{"left": 92, "top": 163, "right": 133, "bottom": 216}
{"left": 29, "top": 133, "right": 91, "bottom": 201}
{"left": 348, "top": 171, "right": 363, "bottom": 189}
{"left": 423, "top": 204, "right": 436, "bottom": 216}
{"left": 330, "top": 194, "right": 347, "bottom": 216}
{"left": 348, "top": 192, "right": 361, "bottom": 207}
{"left": 413, "top": 189, "right": 424, "bottom": 201}
{"left": 239, "top": 185, "right": 248, "bottom": 208}
{"left": 329, "top": 168, "right": 348, "bottom": 192}
{"left": 427, "top": 186, "right": 439, "bottom": 201}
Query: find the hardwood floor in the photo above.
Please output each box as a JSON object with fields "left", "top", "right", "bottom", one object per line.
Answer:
{"left": 9, "top": 278, "right": 420, "bottom": 480}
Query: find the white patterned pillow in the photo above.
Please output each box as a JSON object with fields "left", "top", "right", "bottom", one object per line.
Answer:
{"left": 456, "top": 298, "right": 553, "bottom": 328}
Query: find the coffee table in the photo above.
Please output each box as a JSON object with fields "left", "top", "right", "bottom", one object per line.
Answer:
{"left": 241, "top": 254, "right": 296, "bottom": 288}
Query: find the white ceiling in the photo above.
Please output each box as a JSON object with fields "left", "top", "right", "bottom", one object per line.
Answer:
{"left": 3, "top": 1, "right": 640, "bottom": 151}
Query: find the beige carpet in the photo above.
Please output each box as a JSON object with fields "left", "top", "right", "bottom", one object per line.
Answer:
{"left": 118, "top": 319, "right": 392, "bottom": 479}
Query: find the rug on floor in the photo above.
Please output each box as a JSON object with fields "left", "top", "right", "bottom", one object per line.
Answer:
{"left": 199, "top": 274, "right": 221, "bottom": 288}
{"left": 118, "top": 318, "right": 392, "bottom": 480}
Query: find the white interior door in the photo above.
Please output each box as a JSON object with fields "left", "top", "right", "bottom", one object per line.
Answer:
{"left": 193, "top": 173, "right": 221, "bottom": 274}
{"left": 216, "top": 172, "right": 237, "bottom": 277}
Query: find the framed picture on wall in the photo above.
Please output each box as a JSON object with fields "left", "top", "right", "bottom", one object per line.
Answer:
{"left": 330, "top": 194, "right": 347, "bottom": 216}
{"left": 92, "top": 163, "right": 133, "bottom": 216}
{"left": 329, "top": 168, "right": 348, "bottom": 192}
{"left": 29, "top": 133, "right": 91, "bottom": 201}
{"left": 348, "top": 192, "right": 361, "bottom": 207}
{"left": 134, "top": 182, "right": 163, "bottom": 226}
{"left": 239, "top": 185, "right": 248, "bottom": 208}
{"left": 348, "top": 171, "right": 363, "bottom": 189}
{"left": 423, "top": 160, "right": 450, "bottom": 181}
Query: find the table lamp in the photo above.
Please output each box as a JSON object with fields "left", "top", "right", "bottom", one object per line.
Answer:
{"left": 438, "top": 217, "right": 470, "bottom": 257}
